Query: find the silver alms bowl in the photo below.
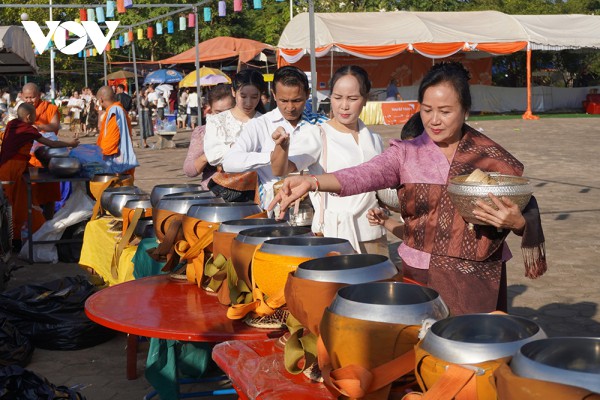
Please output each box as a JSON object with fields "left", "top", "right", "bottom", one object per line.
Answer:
{"left": 447, "top": 173, "right": 533, "bottom": 225}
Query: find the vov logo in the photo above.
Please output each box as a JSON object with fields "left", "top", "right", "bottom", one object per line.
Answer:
{"left": 22, "top": 21, "right": 119, "bottom": 55}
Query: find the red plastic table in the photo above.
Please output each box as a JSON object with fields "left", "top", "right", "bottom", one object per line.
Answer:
{"left": 85, "top": 275, "right": 279, "bottom": 379}
{"left": 212, "top": 339, "right": 335, "bottom": 400}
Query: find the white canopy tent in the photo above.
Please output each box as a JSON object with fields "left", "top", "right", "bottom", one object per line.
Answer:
{"left": 0, "top": 26, "right": 37, "bottom": 75}
{"left": 278, "top": 11, "right": 600, "bottom": 117}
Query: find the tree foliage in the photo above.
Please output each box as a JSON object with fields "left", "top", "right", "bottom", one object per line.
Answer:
{"left": 0, "top": 0, "right": 598, "bottom": 91}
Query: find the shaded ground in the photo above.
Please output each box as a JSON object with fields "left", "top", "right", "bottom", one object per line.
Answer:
{"left": 4, "top": 117, "right": 600, "bottom": 398}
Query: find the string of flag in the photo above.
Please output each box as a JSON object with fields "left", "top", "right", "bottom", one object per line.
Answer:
{"left": 66, "top": 0, "right": 288, "bottom": 58}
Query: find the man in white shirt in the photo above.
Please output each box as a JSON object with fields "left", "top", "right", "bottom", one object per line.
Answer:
{"left": 222, "top": 66, "right": 322, "bottom": 209}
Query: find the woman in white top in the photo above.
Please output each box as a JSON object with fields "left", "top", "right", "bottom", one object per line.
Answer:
{"left": 204, "top": 69, "right": 266, "bottom": 202}
{"left": 273, "top": 65, "right": 387, "bottom": 254}
{"left": 314, "top": 66, "right": 387, "bottom": 254}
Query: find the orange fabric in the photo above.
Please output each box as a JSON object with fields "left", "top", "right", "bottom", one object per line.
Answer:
{"left": 336, "top": 43, "right": 409, "bottom": 58}
{"left": 212, "top": 231, "right": 237, "bottom": 260}
{"left": 160, "top": 36, "right": 274, "bottom": 64}
{"left": 285, "top": 272, "right": 403, "bottom": 336}
{"left": 288, "top": 51, "right": 492, "bottom": 90}
{"left": 412, "top": 42, "right": 465, "bottom": 56}
{"left": 176, "top": 217, "right": 220, "bottom": 287}
{"left": 494, "top": 363, "right": 600, "bottom": 400}
{"left": 476, "top": 42, "right": 527, "bottom": 55}
{"left": 122, "top": 206, "right": 152, "bottom": 236}
{"left": 319, "top": 309, "right": 420, "bottom": 400}
{"left": 252, "top": 250, "right": 313, "bottom": 299}
{"left": 0, "top": 159, "right": 45, "bottom": 239}
{"left": 522, "top": 48, "right": 540, "bottom": 121}
{"left": 98, "top": 102, "right": 131, "bottom": 156}
{"left": 414, "top": 340, "right": 508, "bottom": 400}
{"left": 29, "top": 101, "right": 59, "bottom": 168}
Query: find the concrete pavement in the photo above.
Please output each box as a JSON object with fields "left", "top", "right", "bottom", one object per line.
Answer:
{"left": 4, "top": 117, "right": 600, "bottom": 398}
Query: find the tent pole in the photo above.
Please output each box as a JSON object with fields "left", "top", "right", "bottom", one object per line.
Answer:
{"left": 522, "top": 44, "right": 539, "bottom": 120}
{"left": 49, "top": 0, "right": 56, "bottom": 101}
{"left": 84, "top": 51, "right": 88, "bottom": 88}
{"left": 308, "top": 0, "right": 318, "bottom": 113}
{"left": 194, "top": 6, "right": 202, "bottom": 121}
{"left": 132, "top": 41, "right": 143, "bottom": 149}
{"left": 104, "top": 51, "right": 108, "bottom": 86}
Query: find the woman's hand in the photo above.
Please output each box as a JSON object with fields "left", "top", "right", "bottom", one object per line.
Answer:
{"left": 268, "top": 175, "right": 314, "bottom": 219}
{"left": 367, "top": 208, "right": 389, "bottom": 226}
{"left": 472, "top": 193, "right": 526, "bottom": 233}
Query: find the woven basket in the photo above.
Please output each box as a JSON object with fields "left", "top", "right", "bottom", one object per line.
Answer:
{"left": 447, "top": 173, "right": 532, "bottom": 225}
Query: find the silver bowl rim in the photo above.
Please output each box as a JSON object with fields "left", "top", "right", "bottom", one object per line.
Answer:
{"left": 185, "top": 202, "right": 263, "bottom": 222}
{"left": 329, "top": 282, "right": 449, "bottom": 325}
{"left": 234, "top": 226, "right": 313, "bottom": 245}
{"left": 294, "top": 254, "right": 399, "bottom": 284}
{"left": 218, "top": 218, "right": 289, "bottom": 233}
{"left": 420, "top": 313, "right": 547, "bottom": 364}
{"left": 260, "top": 236, "right": 355, "bottom": 257}
{"left": 510, "top": 337, "right": 600, "bottom": 394}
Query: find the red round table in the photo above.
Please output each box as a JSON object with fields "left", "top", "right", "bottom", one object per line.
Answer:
{"left": 85, "top": 274, "right": 278, "bottom": 379}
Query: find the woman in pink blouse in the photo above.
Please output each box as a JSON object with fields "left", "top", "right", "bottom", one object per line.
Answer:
{"left": 182, "top": 84, "right": 234, "bottom": 188}
{"left": 270, "top": 62, "right": 546, "bottom": 315}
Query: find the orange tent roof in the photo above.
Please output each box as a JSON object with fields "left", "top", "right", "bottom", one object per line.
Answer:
{"left": 160, "top": 36, "right": 274, "bottom": 65}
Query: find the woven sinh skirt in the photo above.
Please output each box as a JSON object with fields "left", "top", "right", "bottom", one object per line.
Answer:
{"left": 140, "top": 110, "right": 154, "bottom": 139}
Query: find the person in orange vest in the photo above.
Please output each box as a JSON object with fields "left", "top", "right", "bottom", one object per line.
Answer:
{"left": 95, "top": 86, "right": 139, "bottom": 176}
{"left": 22, "top": 82, "right": 62, "bottom": 220}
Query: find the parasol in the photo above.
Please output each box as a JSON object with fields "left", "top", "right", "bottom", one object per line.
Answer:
{"left": 143, "top": 69, "right": 184, "bottom": 85}
{"left": 180, "top": 67, "right": 232, "bottom": 87}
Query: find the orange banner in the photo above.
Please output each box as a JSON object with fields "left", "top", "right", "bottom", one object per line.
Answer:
{"left": 381, "top": 101, "right": 420, "bottom": 125}
{"left": 291, "top": 52, "right": 492, "bottom": 90}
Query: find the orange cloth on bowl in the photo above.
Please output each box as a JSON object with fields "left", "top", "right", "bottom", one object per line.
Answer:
{"left": 319, "top": 309, "right": 420, "bottom": 400}
{"left": 494, "top": 363, "right": 600, "bottom": 400}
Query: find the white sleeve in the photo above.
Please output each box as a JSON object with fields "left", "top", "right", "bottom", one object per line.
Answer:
{"left": 288, "top": 125, "right": 322, "bottom": 173}
{"left": 203, "top": 116, "right": 229, "bottom": 166}
{"left": 222, "top": 120, "right": 271, "bottom": 173}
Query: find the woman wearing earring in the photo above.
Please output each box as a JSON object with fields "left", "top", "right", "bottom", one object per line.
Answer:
{"left": 271, "top": 65, "right": 387, "bottom": 254}
{"left": 204, "top": 69, "right": 266, "bottom": 202}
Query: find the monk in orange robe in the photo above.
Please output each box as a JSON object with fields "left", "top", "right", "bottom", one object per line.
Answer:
{"left": 96, "top": 86, "right": 138, "bottom": 177}
{"left": 21, "top": 83, "right": 62, "bottom": 219}
{"left": 0, "top": 103, "right": 78, "bottom": 241}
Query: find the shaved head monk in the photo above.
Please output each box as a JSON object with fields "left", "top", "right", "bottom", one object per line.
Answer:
{"left": 22, "top": 82, "right": 63, "bottom": 219}
{"left": 96, "top": 86, "right": 138, "bottom": 175}
{"left": 0, "top": 102, "right": 78, "bottom": 245}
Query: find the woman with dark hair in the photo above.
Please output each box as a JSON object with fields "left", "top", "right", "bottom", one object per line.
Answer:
{"left": 139, "top": 87, "right": 154, "bottom": 148}
{"left": 273, "top": 65, "right": 387, "bottom": 254}
{"left": 182, "top": 84, "right": 234, "bottom": 188}
{"left": 271, "top": 62, "right": 547, "bottom": 315}
{"left": 204, "top": 69, "right": 266, "bottom": 201}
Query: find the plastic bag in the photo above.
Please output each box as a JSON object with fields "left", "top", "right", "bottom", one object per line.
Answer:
{"left": 0, "top": 276, "right": 115, "bottom": 350}
{"left": 0, "top": 317, "right": 33, "bottom": 368}
{"left": 0, "top": 365, "right": 86, "bottom": 399}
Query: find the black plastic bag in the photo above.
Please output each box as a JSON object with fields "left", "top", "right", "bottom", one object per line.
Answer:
{"left": 0, "top": 365, "right": 86, "bottom": 399}
{"left": 0, "top": 317, "right": 33, "bottom": 367}
{"left": 0, "top": 276, "right": 115, "bottom": 350}
{"left": 56, "top": 220, "right": 88, "bottom": 263}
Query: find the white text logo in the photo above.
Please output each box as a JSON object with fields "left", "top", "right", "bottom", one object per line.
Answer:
{"left": 22, "top": 21, "right": 119, "bottom": 55}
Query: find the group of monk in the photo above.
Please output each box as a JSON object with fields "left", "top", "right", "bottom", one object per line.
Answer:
{"left": 0, "top": 83, "right": 137, "bottom": 250}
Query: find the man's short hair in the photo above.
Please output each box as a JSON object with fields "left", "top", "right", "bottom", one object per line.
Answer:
{"left": 117, "top": 84, "right": 126, "bottom": 91}
{"left": 273, "top": 66, "right": 309, "bottom": 94}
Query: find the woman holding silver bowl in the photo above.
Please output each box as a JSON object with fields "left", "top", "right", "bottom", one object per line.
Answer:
{"left": 270, "top": 62, "right": 546, "bottom": 315}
